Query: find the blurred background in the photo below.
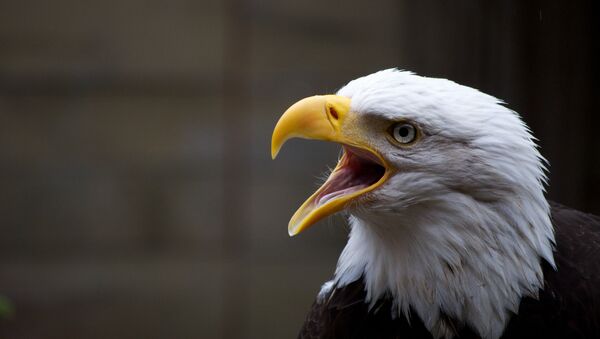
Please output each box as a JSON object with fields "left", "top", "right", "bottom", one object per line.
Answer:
{"left": 0, "top": 0, "right": 598, "bottom": 338}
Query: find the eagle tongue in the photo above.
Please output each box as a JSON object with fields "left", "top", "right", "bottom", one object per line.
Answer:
{"left": 315, "top": 148, "right": 385, "bottom": 206}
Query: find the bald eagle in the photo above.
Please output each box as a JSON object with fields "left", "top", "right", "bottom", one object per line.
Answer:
{"left": 271, "top": 69, "right": 600, "bottom": 339}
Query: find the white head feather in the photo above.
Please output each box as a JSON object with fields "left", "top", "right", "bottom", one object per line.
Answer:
{"left": 322, "top": 69, "right": 555, "bottom": 339}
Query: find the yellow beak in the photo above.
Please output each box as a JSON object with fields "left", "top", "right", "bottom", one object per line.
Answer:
{"left": 271, "top": 95, "right": 352, "bottom": 159}
{"left": 271, "top": 95, "right": 391, "bottom": 236}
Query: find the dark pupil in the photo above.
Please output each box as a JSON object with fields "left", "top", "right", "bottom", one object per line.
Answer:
{"left": 398, "top": 126, "right": 409, "bottom": 138}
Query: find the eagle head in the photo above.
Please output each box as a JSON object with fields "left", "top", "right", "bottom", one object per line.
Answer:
{"left": 271, "top": 69, "right": 555, "bottom": 339}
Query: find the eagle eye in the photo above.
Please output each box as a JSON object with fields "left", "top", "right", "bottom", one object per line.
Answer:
{"left": 390, "top": 123, "right": 417, "bottom": 144}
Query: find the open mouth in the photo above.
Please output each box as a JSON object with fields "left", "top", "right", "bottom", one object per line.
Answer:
{"left": 316, "top": 146, "right": 386, "bottom": 206}
{"left": 288, "top": 145, "right": 389, "bottom": 235}
{"left": 270, "top": 94, "right": 392, "bottom": 235}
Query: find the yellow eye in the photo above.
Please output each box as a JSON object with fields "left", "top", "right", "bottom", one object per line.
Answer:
{"left": 391, "top": 123, "right": 416, "bottom": 144}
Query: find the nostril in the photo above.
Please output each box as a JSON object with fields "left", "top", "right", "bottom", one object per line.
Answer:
{"left": 329, "top": 106, "right": 339, "bottom": 120}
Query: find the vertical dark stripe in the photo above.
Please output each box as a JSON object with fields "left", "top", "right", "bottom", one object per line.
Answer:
{"left": 221, "top": 0, "right": 251, "bottom": 337}
{"left": 581, "top": 0, "right": 600, "bottom": 213}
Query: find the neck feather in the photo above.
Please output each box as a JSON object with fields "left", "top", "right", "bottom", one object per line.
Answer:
{"left": 328, "top": 194, "right": 554, "bottom": 339}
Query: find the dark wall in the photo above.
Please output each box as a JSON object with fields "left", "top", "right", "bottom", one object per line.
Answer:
{"left": 0, "top": 1, "right": 598, "bottom": 338}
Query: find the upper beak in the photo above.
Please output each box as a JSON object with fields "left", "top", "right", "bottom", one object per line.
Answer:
{"left": 271, "top": 95, "right": 391, "bottom": 236}
{"left": 271, "top": 95, "right": 352, "bottom": 159}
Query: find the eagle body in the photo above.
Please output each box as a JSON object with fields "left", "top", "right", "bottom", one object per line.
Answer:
{"left": 270, "top": 69, "right": 600, "bottom": 339}
{"left": 299, "top": 202, "right": 600, "bottom": 339}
